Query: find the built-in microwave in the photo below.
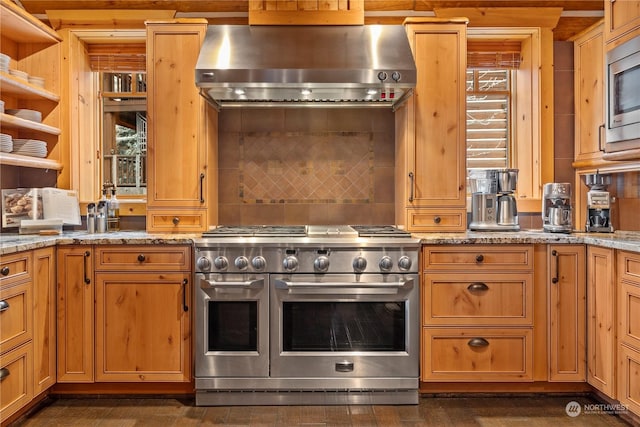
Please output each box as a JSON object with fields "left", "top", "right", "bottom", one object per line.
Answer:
{"left": 605, "top": 35, "right": 640, "bottom": 153}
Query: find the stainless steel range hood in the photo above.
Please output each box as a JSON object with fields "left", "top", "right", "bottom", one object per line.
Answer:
{"left": 195, "top": 25, "right": 416, "bottom": 109}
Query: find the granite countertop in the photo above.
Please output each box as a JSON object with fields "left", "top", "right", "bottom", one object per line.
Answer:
{"left": 1, "top": 229, "right": 639, "bottom": 256}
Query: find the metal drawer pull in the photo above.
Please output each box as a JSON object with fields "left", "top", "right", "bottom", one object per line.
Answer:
{"left": 335, "top": 361, "right": 354, "bottom": 372}
{"left": 467, "top": 282, "right": 489, "bottom": 292}
{"left": 1, "top": 266, "right": 9, "bottom": 276}
{"left": 137, "top": 254, "right": 146, "bottom": 262}
{"left": 475, "top": 254, "right": 484, "bottom": 263}
{"left": 408, "top": 172, "right": 414, "bottom": 202}
{"left": 182, "top": 279, "right": 189, "bottom": 312}
{"left": 0, "top": 367, "right": 9, "bottom": 381}
{"left": 0, "top": 300, "right": 9, "bottom": 312}
{"left": 468, "top": 338, "right": 490, "bottom": 348}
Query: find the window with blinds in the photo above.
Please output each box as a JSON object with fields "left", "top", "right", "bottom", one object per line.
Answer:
{"left": 466, "top": 69, "right": 511, "bottom": 172}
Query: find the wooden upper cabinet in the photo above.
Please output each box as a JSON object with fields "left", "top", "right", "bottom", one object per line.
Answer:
{"left": 248, "top": 0, "right": 364, "bottom": 25}
{"left": 604, "top": 0, "right": 640, "bottom": 45}
{"left": 396, "top": 19, "right": 467, "bottom": 232}
{"left": 573, "top": 21, "right": 606, "bottom": 167}
{"left": 145, "top": 20, "right": 217, "bottom": 232}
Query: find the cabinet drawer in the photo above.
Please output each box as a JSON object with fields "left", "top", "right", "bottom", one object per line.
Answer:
{"left": 0, "top": 282, "right": 32, "bottom": 354}
{"left": 406, "top": 209, "right": 466, "bottom": 232}
{"left": 0, "top": 252, "right": 32, "bottom": 288}
{"left": 0, "top": 343, "right": 33, "bottom": 423}
{"left": 618, "top": 344, "right": 640, "bottom": 417}
{"left": 618, "top": 250, "right": 640, "bottom": 283}
{"left": 423, "top": 273, "right": 533, "bottom": 326}
{"left": 422, "top": 328, "right": 533, "bottom": 382}
{"left": 619, "top": 279, "right": 640, "bottom": 351}
{"left": 423, "top": 245, "right": 533, "bottom": 271}
{"left": 95, "top": 246, "right": 191, "bottom": 271}
{"left": 146, "top": 210, "right": 207, "bottom": 233}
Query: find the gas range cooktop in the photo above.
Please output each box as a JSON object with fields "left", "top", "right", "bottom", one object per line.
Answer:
{"left": 201, "top": 225, "right": 411, "bottom": 238}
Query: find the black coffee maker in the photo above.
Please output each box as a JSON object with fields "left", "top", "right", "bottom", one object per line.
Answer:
{"left": 585, "top": 173, "right": 614, "bottom": 233}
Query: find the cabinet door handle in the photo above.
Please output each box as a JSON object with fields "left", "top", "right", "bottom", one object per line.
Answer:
{"left": 408, "top": 172, "right": 414, "bottom": 203}
{"left": 199, "top": 172, "right": 205, "bottom": 203}
{"left": 551, "top": 249, "right": 559, "bottom": 284}
{"left": 0, "top": 300, "right": 9, "bottom": 312}
{"left": 182, "top": 278, "right": 189, "bottom": 312}
{"left": 467, "top": 282, "right": 489, "bottom": 292}
{"left": 137, "top": 254, "right": 146, "bottom": 262}
{"left": 173, "top": 217, "right": 180, "bottom": 226}
{"left": 433, "top": 216, "right": 441, "bottom": 224}
{"left": 475, "top": 254, "right": 484, "bottom": 263}
{"left": 1, "top": 266, "right": 9, "bottom": 276}
{"left": 0, "top": 367, "right": 9, "bottom": 381}
{"left": 598, "top": 124, "right": 605, "bottom": 152}
{"left": 83, "top": 251, "right": 91, "bottom": 285}
{"left": 468, "top": 338, "right": 490, "bottom": 348}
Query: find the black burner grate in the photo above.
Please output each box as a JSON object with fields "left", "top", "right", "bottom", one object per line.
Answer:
{"left": 350, "top": 225, "right": 411, "bottom": 237}
{"left": 202, "top": 225, "right": 306, "bottom": 237}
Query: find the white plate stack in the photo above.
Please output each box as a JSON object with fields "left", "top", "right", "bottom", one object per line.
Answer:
{"left": 8, "top": 69, "right": 29, "bottom": 81}
{"left": 12, "top": 139, "right": 47, "bottom": 158}
{"left": 28, "top": 75, "right": 45, "bottom": 88}
{"left": 5, "top": 108, "right": 42, "bottom": 123}
{"left": 0, "top": 53, "right": 9, "bottom": 72}
{"left": 0, "top": 133, "right": 12, "bottom": 153}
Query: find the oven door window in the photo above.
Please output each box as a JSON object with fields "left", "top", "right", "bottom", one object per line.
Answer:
{"left": 208, "top": 301, "right": 257, "bottom": 351}
{"left": 282, "top": 302, "right": 406, "bottom": 352}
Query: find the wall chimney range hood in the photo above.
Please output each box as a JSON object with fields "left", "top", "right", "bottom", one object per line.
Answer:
{"left": 195, "top": 25, "right": 416, "bottom": 108}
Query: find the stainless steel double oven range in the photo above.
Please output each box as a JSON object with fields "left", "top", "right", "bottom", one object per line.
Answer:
{"left": 194, "top": 225, "right": 420, "bottom": 405}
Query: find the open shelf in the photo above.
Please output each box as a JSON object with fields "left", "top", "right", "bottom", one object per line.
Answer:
{"left": 0, "top": 113, "right": 61, "bottom": 136}
{"left": 0, "top": 152, "right": 62, "bottom": 170}
{"left": 0, "top": 72, "right": 60, "bottom": 102}
{"left": 1, "top": 0, "right": 61, "bottom": 45}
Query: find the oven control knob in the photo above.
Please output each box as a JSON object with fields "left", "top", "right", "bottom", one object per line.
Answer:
{"left": 235, "top": 256, "right": 249, "bottom": 271}
{"left": 398, "top": 255, "right": 412, "bottom": 271}
{"left": 353, "top": 256, "right": 367, "bottom": 273}
{"left": 314, "top": 255, "right": 330, "bottom": 272}
{"left": 213, "top": 256, "right": 229, "bottom": 270}
{"left": 196, "top": 256, "right": 212, "bottom": 272}
{"left": 283, "top": 256, "right": 299, "bottom": 272}
{"left": 379, "top": 256, "right": 394, "bottom": 272}
{"left": 252, "top": 256, "right": 266, "bottom": 271}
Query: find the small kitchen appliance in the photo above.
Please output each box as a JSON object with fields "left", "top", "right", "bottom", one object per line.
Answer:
{"left": 468, "top": 168, "right": 520, "bottom": 231}
{"left": 585, "top": 173, "right": 614, "bottom": 233}
{"left": 542, "top": 183, "right": 572, "bottom": 233}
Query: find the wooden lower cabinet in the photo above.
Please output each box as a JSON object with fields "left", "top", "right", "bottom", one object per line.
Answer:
{"left": 56, "top": 246, "right": 94, "bottom": 383}
{"left": 618, "top": 250, "right": 640, "bottom": 417}
{"left": 57, "top": 245, "right": 192, "bottom": 384}
{"left": 1, "top": 248, "right": 55, "bottom": 423}
{"left": 587, "top": 246, "right": 616, "bottom": 397}
{"left": 95, "top": 272, "right": 191, "bottom": 382}
{"left": 422, "top": 328, "right": 533, "bottom": 381}
{"left": 32, "top": 247, "right": 56, "bottom": 395}
{"left": 94, "top": 245, "right": 191, "bottom": 382}
{"left": 421, "top": 245, "right": 534, "bottom": 382}
{"left": 547, "top": 245, "right": 586, "bottom": 382}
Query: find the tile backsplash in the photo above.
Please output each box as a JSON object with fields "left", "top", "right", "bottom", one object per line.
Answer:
{"left": 218, "top": 108, "right": 396, "bottom": 225}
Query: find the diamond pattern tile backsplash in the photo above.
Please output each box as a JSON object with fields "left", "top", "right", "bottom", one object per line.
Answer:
{"left": 218, "top": 108, "right": 395, "bottom": 225}
{"left": 240, "top": 132, "right": 373, "bottom": 203}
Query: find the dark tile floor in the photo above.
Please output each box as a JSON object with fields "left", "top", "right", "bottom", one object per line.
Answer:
{"left": 11, "top": 395, "right": 634, "bottom": 426}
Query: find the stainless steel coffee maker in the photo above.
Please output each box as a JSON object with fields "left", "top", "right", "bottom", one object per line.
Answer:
{"left": 469, "top": 169, "right": 520, "bottom": 231}
{"left": 585, "top": 172, "right": 614, "bottom": 233}
{"left": 542, "top": 183, "right": 572, "bottom": 233}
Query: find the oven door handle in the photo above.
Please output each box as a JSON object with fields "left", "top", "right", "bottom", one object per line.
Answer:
{"left": 274, "top": 278, "right": 413, "bottom": 295}
{"left": 201, "top": 278, "right": 264, "bottom": 289}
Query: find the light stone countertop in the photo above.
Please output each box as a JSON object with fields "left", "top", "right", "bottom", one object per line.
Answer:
{"left": 1, "top": 229, "right": 639, "bottom": 256}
